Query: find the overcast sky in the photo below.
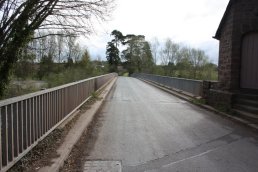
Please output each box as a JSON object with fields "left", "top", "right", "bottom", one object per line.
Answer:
{"left": 81, "top": 0, "right": 229, "bottom": 64}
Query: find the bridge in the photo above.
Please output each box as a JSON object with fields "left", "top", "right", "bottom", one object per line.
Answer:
{"left": 0, "top": 74, "right": 258, "bottom": 172}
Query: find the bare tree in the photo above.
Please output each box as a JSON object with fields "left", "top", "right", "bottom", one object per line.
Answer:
{"left": 150, "top": 37, "right": 160, "bottom": 65}
{"left": 162, "top": 38, "right": 179, "bottom": 65}
{"left": 190, "top": 49, "right": 208, "bottom": 78}
{"left": 57, "top": 32, "right": 64, "bottom": 63}
{"left": 66, "top": 36, "right": 76, "bottom": 62}
{"left": 159, "top": 47, "right": 168, "bottom": 65}
{"left": 0, "top": 0, "right": 114, "bottom": 96}
{"left": 170, "top": 42, "right": 180, "bottom": 64}
{"left": 38, "top": 36, "right": 48, "bottom": 61}
{"left": 48, "top": 34, "right": 57, "bottom": 60}
{"left": 73, "top": 43, "right": 83, "bottom": 63}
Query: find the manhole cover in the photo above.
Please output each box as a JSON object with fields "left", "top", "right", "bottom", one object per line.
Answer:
{"left": 84, "top": 161, "right": 122, "bottom": 172}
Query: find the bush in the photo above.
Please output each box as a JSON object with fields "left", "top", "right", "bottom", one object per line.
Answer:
{"left": 43, "top": 64, "right": 108, "bottom": 88}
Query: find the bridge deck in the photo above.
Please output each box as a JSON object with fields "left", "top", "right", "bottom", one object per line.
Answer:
{"left": 83, "top": 77, "right": 258, "bottom": 172}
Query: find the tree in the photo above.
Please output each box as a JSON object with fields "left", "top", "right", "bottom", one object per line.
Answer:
{"left": 48, "top": 35, "right": 57, "bottom": 60}
{"left": 122, "top": 34, "right": 154, "bottom": 74}
{"left": 65, "top": 57, "right": 74, "bottom": 68}
{"left": 189, "top": 49, "right": 208, "bottom": 79}
{"left": 57, "top": 33, "right": 64, "bottom": 63}
{"left": 106, "top": 42, "right": 120, "bottom": 72}
{"left": 36, "top": 34, "right": 48, "bottom": 62}
{"left": 14, "top": 47, "right": 36, "bottom": 79}
{"left": 111, "top": 30, "right": 124, "bottom": 48}
{"left": 0, "top": 0, "right": 114, "bottom": 97}
{"left": 201, "top": 62, "right": 218, "bottom": 80}
{"left": 141, "top": 41, "right": 154, "bottom": 73}
{"left": 160, "top": 47, "right": 169, "bottom": 65}
{"left": 38, "top": 55, "right": 54, "bottom": 79}
{"left": 80, "top": 48, "right": 91, "bottom": 67}
{"left": 79, "top": 48, "right": 93, "bottom": 72}
{"left": 105, "top": 30, "right": 124, "bottom": 72}
{"left": 150, "top": 37, "right": 160, "bottom": 65}
{"left": 159, "top": 38, "right": 180, "bottom": 75}
{"left": 149, "top": 37, "right": 217, "bottom": 80}
{"left": 175, "top": 47, "right": 191, "bottom": 78}
{"left": 73, "top": 43, "right": 83, "bottom": 63}
{"left": 66, "top": 36, "right": 76, "bottom": 62}
{"left": 122, "top": 35, "right": 142, "bottom": 73}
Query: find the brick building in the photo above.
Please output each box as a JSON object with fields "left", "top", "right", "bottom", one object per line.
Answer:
{"left": 208, "top": 0, "right": 258, "bottom": 119}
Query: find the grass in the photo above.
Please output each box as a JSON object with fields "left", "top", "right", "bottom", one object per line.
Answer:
{"left": 191, "top": 98, "right": 206, "bottom": 105}
{"left": 122, "top": 72, "right": 129, "bottom": 77}
{"left": 91, "top": 92, "right": 99, "bottom": 100}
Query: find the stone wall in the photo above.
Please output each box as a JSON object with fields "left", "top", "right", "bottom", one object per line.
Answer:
{"left": 203, "top": 81, "right": 233, "bottom": 111}
{"left": 217, "top": 3, "right": 234, "bottom": 90}
{"left": 202, "top": 81, "right": 219, "bottom": 99}
{"left": 218, "top": 0, "right": 258, "bottom": 91}
{"left": 207, "top": 89, "right": 233, "bottom": 111}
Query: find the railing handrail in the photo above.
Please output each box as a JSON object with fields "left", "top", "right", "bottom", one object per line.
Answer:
{"left": 132, "top": 73, "right": 203, "bottom": 97}
{"left": 0, "top": 73, "right": 112, "bottom": 107}
{"left": 139, "top": 73, "right": 203, "bottom": 83}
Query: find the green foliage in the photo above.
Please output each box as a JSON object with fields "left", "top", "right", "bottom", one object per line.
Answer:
{"left": 0, "top": 0, "right": 114, "bottom": 98}
{"left": 111, "top": 30, "right": 124, "bottom": 47}
{"left": 2, "top": 41, "right": 108, "bottom": 99}
{"left": 2, "top": 85, "right": 36, "bottom": 100}
{"left": 80, "top": 49, "right": 91, "bottom": 65}
{"left": 44, "top": 68, "right": 84, "bottom": 87}
{"left": 123, "top": 72, "right": 129, "bottom": 77}
{"left": 44, "top": 66, "right": 106, "bottom": 88}
{"left": 44, "top": 58, "right": 107, "bottom": 88}
{"left": 191, "top": 98, "right": 206, "bottom": 105}
{"left": 1, "top": 78, "right": 48, "bottom": 100}
{"left": 14, "top": 50, "right": 36, "bottom": 79}
{"left": 149, "top": 39, "right": 218, "bottom": 81}
{"left": 141, "top": 41, "right": 155, "bottom": 73}
{"left": 65, "top": 57, "right": 74, "bottom": 68}
{"left": 0, "top": 0, "right": 58, "bottom": 97}
{"left": 106, "top": 30, "right": 125, "bottom": 72}
{"left": 106, "top": 30, "right": 155, "bottom": 74}
{"left": 122, "top": 34, "right": 154, "bottom": 74}
{"left": 153, "top": 62, "right": 218, "bottom": 81}
{"left": 91, "top": 91, "right": 99, "bottom": 99}
{"left": 106, "top": 42, "right": 120, "bottom": 72}
{"left": 38, "top": 55, "right": 55, "bottom": 80}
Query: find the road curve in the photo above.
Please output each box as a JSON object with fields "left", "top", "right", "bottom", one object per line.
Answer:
{"left": 86, "top": 77, "right": 258, "bottom": 172}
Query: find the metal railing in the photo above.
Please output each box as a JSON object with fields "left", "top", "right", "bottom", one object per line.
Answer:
{"left": 132, "top": 73, "right": 203, "bottom": 97}
{"left": 0, "top": 73, "right": 117, "bottom": 172}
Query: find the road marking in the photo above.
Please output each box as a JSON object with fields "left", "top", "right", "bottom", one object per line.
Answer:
{"left": 162, "top": 148, "right": 218, "bottom": 168}
{"left": 84, "top": 161, "right": 122, "bottom": 172}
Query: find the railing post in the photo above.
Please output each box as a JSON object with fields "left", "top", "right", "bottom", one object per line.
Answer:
{"left": 94, "top": 78, "right": 97, "bottom": 91}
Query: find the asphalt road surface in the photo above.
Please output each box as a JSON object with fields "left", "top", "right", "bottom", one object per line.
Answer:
{"left": 86, "top": 77, "right": 258, "bottom": 172}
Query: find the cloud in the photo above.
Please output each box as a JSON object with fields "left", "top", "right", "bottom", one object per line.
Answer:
{"left": 81, "top": 0, "right": 229, "bottom": 63}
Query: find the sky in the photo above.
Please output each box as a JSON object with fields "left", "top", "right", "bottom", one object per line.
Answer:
{"left": 81, "top": 0, "right": 230, "bottom": 64}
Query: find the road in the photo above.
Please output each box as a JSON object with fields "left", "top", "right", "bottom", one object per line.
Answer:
{"left": 85, "top": 77, "right": 258, "bottom": 172}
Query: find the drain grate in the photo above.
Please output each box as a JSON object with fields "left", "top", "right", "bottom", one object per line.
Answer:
{"left": 84, "top": 161, "right": 122, "bottom": 172}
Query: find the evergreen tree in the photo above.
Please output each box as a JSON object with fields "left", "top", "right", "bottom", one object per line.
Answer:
{"left": 106, "top": 42, "right": 120, "bottom": 72}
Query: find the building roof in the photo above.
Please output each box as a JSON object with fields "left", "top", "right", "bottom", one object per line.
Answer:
{"left": 214, "top": 0, "right": 235, "bottom": 40}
